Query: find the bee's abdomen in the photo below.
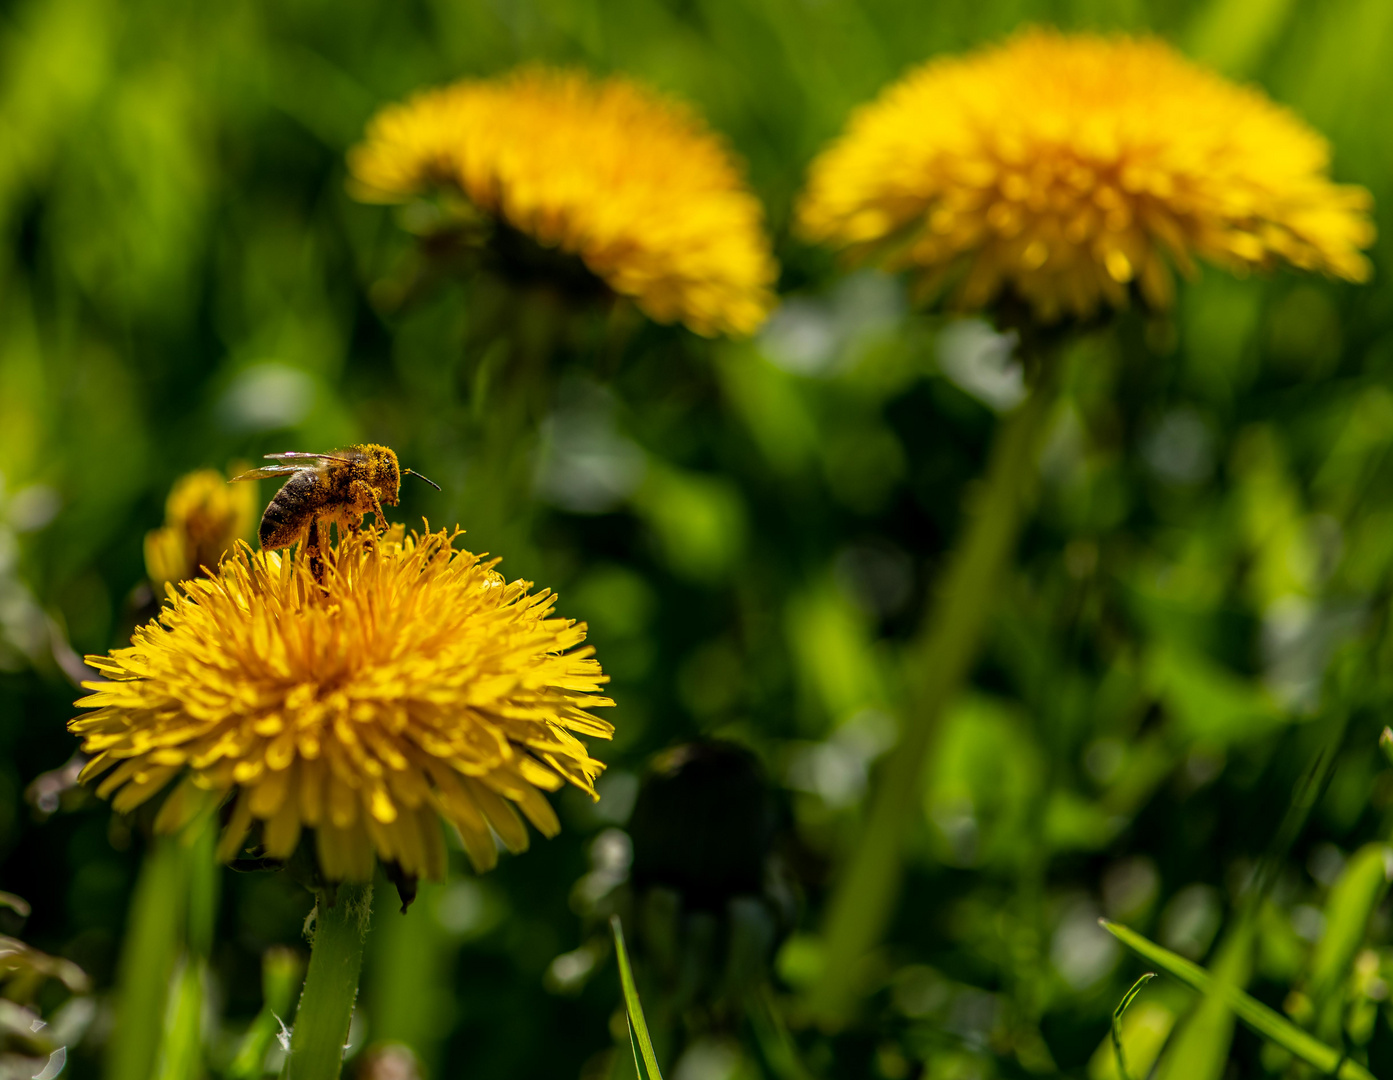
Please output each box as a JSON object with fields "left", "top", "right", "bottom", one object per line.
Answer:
{"left": 259, "top": 472, "right": 319, "bottom": 549}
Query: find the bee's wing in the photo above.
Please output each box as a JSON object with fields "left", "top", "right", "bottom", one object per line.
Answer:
{"left": 264, "top": 452, "right": 352, "bottom": 464}
{"left": 229, "top": 465, "right": 302, "bottom": 482}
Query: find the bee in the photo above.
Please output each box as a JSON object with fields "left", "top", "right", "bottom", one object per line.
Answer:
{"left": 231, "top": 443, "right": 439, "bottom": 556}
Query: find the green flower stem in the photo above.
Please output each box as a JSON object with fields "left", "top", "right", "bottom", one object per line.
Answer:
{"left": 107, "top": 838, "right": 188, "bottom": 1080}
{"left": 366, "top": 881, "right": 459, "bottom": 1074}
{"left": 807, "top": 367, "right": 1057, "bottom": 1027}
{"left": 228, "top": 949, "right": 304, "bottom": 1079}
{"left": 109, "top": 814, "right": 218, "bottom": 1080}
{"left": 155, "top": 819, "right": 217, "bottom": 1080}
{"left": 155, "top": 958, "right": 208, "bottom": 1080}
{"left": 286, "top": 883, "right": 373, "bottom": 1080}
{"left": 463, "top": 290, "right": 559, "bottom": 570}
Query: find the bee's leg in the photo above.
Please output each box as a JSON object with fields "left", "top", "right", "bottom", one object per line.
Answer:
{"left": 303, "top": 518, "right": 327, "bottom": 586}
{"left": 350, "top": 480, "right": 388, "bottom": 531}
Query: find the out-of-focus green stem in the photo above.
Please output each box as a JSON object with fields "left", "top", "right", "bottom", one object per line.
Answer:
{"left": 184, "top": 817, "right": 219, "bottom": 957}
{"left": 107, "top": 837, "right": 187, "bottom": 1080}
{"left": 463, "top": 291, "right": 558, "bottom": 570}
{"left": 154, "top": 820, "right": 217, "bottom": 1080}
{"left": 806, "top": 369, "right": 1057, "bottom": 1027}
{"left": 228, "top": 948, "right": 304, "bottom": 1079}
{"left": 365, "top": 881, "right": 456, "bottom": 1074}
{"left": 286, "top": 883, "right": 373, "bottom": 1080}
{"left": 155, "top": 959, "right": 207, "bottom": 1080}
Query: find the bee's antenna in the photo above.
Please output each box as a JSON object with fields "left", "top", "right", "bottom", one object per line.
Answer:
{"left": 402, "top": 468, "right": 441, "bottom": 492}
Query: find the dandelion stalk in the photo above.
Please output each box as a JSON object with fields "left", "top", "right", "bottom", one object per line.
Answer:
{"left": 808, "top": 358, "right": 1056, "bottom": 1025}
{"left": 106, "top": 838, "right": 187, "bottom": 1080}
{"left": 154, "top": 818, "right": 218, "bottom": 1080}
{"left": 285, "top": 884, "right": 373, "bottom": 1080}
{"left": 463, "top": 295, "right": 557, "bottom": 565}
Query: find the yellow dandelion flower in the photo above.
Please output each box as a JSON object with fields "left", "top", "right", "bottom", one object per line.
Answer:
{"left": 71, "top": 526, "right": 613, "bottom": 882}
{"left": 144, "top": 468, "right": 257, "bottom": 590}
{"left": 348, "top": 66, "right": 778, "bottom": 337}
{"left": 797, "top": 29, "right": 1375, "bottom": 322}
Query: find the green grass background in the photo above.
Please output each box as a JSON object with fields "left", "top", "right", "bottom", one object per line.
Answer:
{"left": 4, "top": 0, "right": 1393, "bottom": 1076}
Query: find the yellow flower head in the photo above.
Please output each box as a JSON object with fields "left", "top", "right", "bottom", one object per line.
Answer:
{"left": 144, "top": 468, "right": 257, "bottom": 591}
{"left": 72, "top": 526, "right": 613, "bottom": 882}
{"left": 348, "top": 66, "right": 778, "bottom": 337}
{"left": 797, "top": 29, "right": 1375, "bottom": 322}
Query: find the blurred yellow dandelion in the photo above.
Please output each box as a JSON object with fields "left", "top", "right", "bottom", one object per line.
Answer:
{"left": 144, "top": 468, "right": 257, "bottom": 590}
{"left": 71, "top": 526, "right": 613, "bottom": 882}
{"left": 348, "top": 66, "right": 778, "bottom": 337}
{"left": 797, "top": 29, "right": 1375, "bottom": 321}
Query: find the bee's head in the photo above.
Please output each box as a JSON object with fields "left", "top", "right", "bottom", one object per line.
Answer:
{"left": 363, "top": 444, "right": 402, "bottom": 505}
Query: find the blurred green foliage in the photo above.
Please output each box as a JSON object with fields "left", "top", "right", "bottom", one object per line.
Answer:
{"left": 4, "top": 0, "right": 1393, "bottom": 1077}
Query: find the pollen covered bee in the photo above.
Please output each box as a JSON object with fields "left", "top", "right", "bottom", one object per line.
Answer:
{"left": 231, "top": 444, "right": 439, "bottom": 559}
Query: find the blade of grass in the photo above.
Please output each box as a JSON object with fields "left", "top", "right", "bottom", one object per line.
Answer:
{"left": 1112, "top": 972, "right": 1156, "bottom": 1080}
{"left": 627, "top": 1020, "right": 647, "bottom": 1080}
{"left": 750, "top": 985, "right": 818, "bottom": 1080}
{"left": 1308, "top": 842, "right": 1393, "bottom": 1040}
{"left": 1310, "top": 842, "right": 1393, "bottom": 997}
{"left": 1154, "top": 921, "right": 1251, "bottom": 1080}
{"left": 611, "top": 915, "right": 664, "bottom": 1080}
{"left": 1101, "top": 920, "right": 1375, "bottom": 1080}
{"left": 1238, "top": 714, "right": 1345, "bottom": 921}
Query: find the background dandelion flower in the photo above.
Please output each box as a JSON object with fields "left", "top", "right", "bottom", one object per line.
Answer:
{"left": 797, "top": 29, "right": 1376, "bottom": 322}
{"left": 348, "top": 66, "right": 779, "bottom": 337}
{"left": 144, "top": 468, "right": 258, "bottom": 591}
{"left": 71, "top": 526, "right": 613, "bottom": 882}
